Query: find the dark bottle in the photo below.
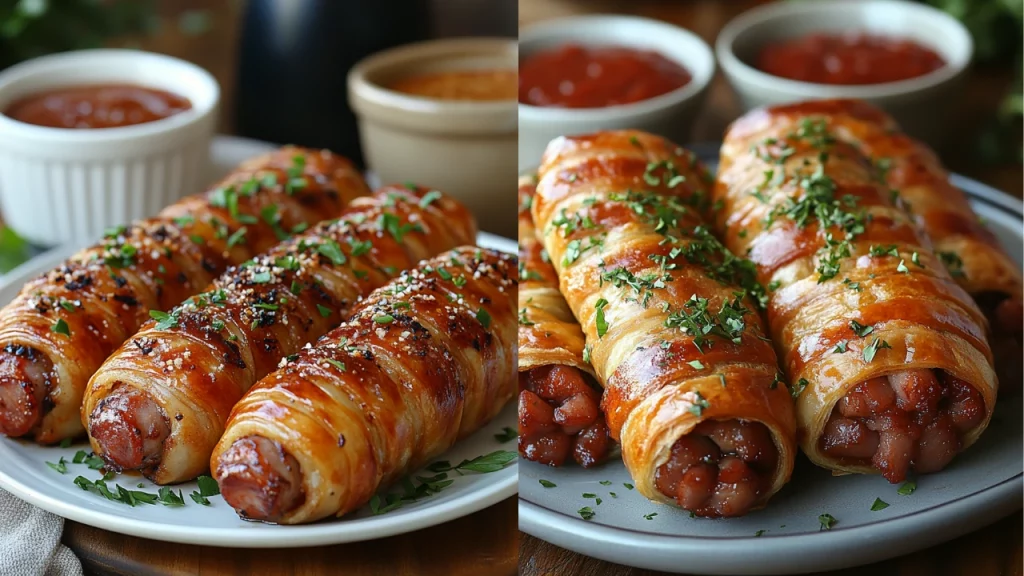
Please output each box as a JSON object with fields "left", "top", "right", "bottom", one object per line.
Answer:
{"left": 235, "top": 0, "right": 430, "bottom": 166}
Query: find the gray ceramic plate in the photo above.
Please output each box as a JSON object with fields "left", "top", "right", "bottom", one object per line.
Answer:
{"left": 518, "top": 144, "right": 1024, "bottom": 575}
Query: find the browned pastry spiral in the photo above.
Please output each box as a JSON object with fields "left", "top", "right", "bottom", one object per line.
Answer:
{"left": 212, "top": 246, "right": 516, "bottom": 524}
{"left": 83, "top": 185, "right": 477, "bottom": 484}
{"left": 0, "top": 147, "right": 368, "bottom": 443}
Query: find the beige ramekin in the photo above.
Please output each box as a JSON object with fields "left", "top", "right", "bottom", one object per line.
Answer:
{"left": 348, "top": 38, "right": 517, "bottom": 238}
{"left": 0, "top": 49, "right": 219, "bottom": 246}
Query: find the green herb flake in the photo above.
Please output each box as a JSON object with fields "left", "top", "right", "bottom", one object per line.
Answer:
{"left": 870, "top": 498, "right": 889, "bottom": 511}
{"left": 897, "top": 481, "right": 916, "bottom": 496}
{"left": 539, "top": 479, "right": 556, "bottom": 488}
{"left": 317, "top": 304, "right": 332, "bottom": 318}
{"left": 818, "top": 513, "right": 837, "bottom": 531}
{"left": 50, "top": 318, "right": 70, "bottom": 337}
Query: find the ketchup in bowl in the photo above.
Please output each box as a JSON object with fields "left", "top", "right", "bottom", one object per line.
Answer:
{"left": 5, "top": 84, "right": 192, "bottom": 129}
{"left": 756, "top": 33, "right": 946, "bottom": 86}
{"left": 519, "top": 44, "right": 691, "bottom": 108}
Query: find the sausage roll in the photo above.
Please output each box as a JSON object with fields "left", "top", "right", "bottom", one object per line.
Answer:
{"left": 83, "top": 185, "right": 476, "bottom": 484}
{"left": 0, "top": 147, "right": 367, "bottom": 444}
{"left": 715, "top": 107, "right": 997, "bottom": 482}
{"left": 735, "top": 100, "right": 1022, "bottom": 393}
{"left": 517, "top": 175, "right": 611, "bottom": 468}
{"left": 211, "top": 247, "right": 516, "bottom": 524}
{"left": 533, "top": 130, "right": 796, "bottom": 517}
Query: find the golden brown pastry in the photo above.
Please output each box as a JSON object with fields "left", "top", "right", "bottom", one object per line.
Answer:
{"left": 83, "top": 185, "right": 477, "bottom": 484}
{"left": 533, "top": 130, "right": 796, "bottom": 517}
{"left": 0, "top": 147, "right": 368, "bottom": 444}
{"left": 715, "top": 104, "right": 997, "bottom": 482}
{"left": 732, "top": 99, "right": 1022, "bottom": 393}
{"left": 211, "top": 246, "right": 516, "bottom": 524}
{"left": 517, "top": 175, "right": 610, "bottom": 468}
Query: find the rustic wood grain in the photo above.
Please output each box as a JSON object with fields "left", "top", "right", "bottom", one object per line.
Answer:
{"left": 519, "top": 0, "right": 1023, "bottom": 574}
{"left": 520, "top": 511, "right": 1022, "bottom": 576}
{"left": 64, "top": 497, "right": 518, "bottom": 576}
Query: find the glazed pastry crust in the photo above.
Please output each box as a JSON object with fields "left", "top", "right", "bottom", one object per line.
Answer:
{"left": 532, "top": 130, "right": 796, "bottom": 509}
{"left": 211, "top": 247, "right": 517, "bottom": 524}
{"left": 726, "top": 100, "right": 1022, "bottom": 302}
{"left": 0, "top": 147, "right": 368, "bottom": 443}
{"left": 517, "top": 175, "right": 592, "bottom": 376}
{"left": 716, "top": 107, "right": 997, "bottom": 474}
{"left": 83, "top": 185, "right": 477, "bottom": 483}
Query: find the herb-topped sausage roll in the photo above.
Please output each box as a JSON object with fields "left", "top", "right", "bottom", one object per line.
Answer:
{"left": 0, "top": 147, "right": 367, "bottom": 444}
{"left": 211, "top": 247, "right": 516, "bottom": 524}
{"left": 517, "top": 175, "right": 610, "bottom": 468}
{"left": 715, "top": 108, "right": 997, "bottom": 482}
{"left": 533, "top": 130, "right": 796, "bottom": 518}
{"left": 737, "top": 100, "right": 1022, "bottom": 392}
{"left": 83, "top": 185, "right": 476, "bottom": 484}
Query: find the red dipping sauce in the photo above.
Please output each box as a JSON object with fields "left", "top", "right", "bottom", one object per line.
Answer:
{"left": 519, "top": 44, "right": 691, "bottom": 108}
{"left": 756, "top": 33, "right": 946, "bottom": 86}
{"left": 4, "top": 84, "right": 192, "bottom": 129}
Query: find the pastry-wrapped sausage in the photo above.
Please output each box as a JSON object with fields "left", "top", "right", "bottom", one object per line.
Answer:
{"left": 736, "top": 100, "right": 1022, "bottom": 393}
{"left": 0, "top": 147, "right": 368, "bottom": 444}
{"left": 211, "top": 247, "right": 516, "bottom": 524}
{"left": 83, "top": 185, "right": 476, "bottom": 484}
{"left": 715, "top": 107, "right": 997, "bottom": 482}
{"left": 517, "top": 175, "right": 610, "bottom": 468}
{"left": 533, "top": 130, "right": 796, "bottom": 517}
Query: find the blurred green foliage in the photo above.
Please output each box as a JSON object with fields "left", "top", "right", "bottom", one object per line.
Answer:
{"left": 923, "top": 0, "right": 1022, "bottom": 64}
{"left": 0, "top": 0, "right": 156, "bottom": 70}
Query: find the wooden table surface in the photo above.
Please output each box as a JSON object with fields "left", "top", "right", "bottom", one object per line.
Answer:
{"left": 518, "top": 1, "right": 1023, "bottom": 575}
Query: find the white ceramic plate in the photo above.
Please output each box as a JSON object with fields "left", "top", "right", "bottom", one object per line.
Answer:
{"left": 519, "top": 144, "right": 1024, "bottom": 575}
{"left": 0, "top": 135, "right": 518, "bottom": 548}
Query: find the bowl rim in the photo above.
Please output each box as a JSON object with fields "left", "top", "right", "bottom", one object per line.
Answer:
{"left": 0, "top": 49, "right": 219, "bottom": 144}
{"left": 517, "top": 14, "right": 716, "bottom": 120}
{"left": 348, "top": 36, "right": 518, "bottom": 117}
{"left": 715, "top": 0, "right": 974, "bottom": 99}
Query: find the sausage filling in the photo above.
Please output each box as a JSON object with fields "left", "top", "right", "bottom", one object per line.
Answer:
{"left": 820, "top": 369, "right": 986, "bottom": 482}
{"left": 216, "top": 435, "right": 305, "bottom": 523}
{"left": 975, "top": 292, "right": 1022, "bottom": 396}
{"left": 518, "top": 365, "right": 611, "bottom": 468}
{"left": 653, "top": 419, "right": 778, "bottom": 518}
{"left": 88, "top": 383, "right": 171, "bottom": 475}
{"left": 0, "top": 346, "right": 55, "bottom": 438}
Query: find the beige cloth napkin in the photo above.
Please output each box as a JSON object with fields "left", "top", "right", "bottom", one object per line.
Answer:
{"left": 0, "top": 488, "right": 82, "bottom": 576}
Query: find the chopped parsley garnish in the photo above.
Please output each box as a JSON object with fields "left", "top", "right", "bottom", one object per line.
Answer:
{"left": 476, "top": 308, "right": 492, "bottom": 329}
{"left": 317, "top": 304, "right": 332, "bottom": 318}
{"left": 688, "top": 360, "right": 705, "bottom": 370}
{"left": 644, "top": 512, "right": 658, "bottom": 520}
{"left": 104, "top": 243, "right": 137, "bottom": 269}
{"left": 226, "top": 226, "right": 247, "bottom": 248}
{"left": 374, "top": 314, "right": 395, "bottom": 324}
{"left": 754, "top": 529, "right": 766, "bottom": 537}
{"left": 870, "top": 498, "right": 889, "bottom": 511}
{"left": 594, "top": 298, "right": 609, "bottom": 337}
{"left": 897, "top": 481, "right": 916, "bottom": 495}
{"left": 378, "top": 212, "right": 422, "bottom": 243}
{"left": 518, "top": 308, "right": 534, "bottom": 326}
{"left": 418, "top": 190, "right": 443, "bottom": 208}
{"left": 833, "top": 341, "right": 848, "bottom": 354}
{"left": 50, "top": 318, "right": 70, "bottom": 337}
{"left": 494, "top": 427, "right": 517, "bottom": 443}
{"left": 149, "top": 309, "right": 179, "bottom": 330}
{"left": 46, "top": 457, "right": 67, "bottom": 474}
{"left": 818, "top": 513, "right": 836, "bottom": 531}
{"left": 349, "top": 238, "right": 372, "bottom": 257}
{"left": 869, "top": 245, "right": 900, "bottom": 258}
{"left": 317, "top": 240, "right": 347, "bottom": 266}
{"left": 849, "top": 320, "right": 874, "bottom": 337}
{"left": 325, "top": 358, "right": 346, "bottom": 371}
{"left": 862, "top": 337, "right": 891, "bottom": 363}
{"left": 539, "top": 479, "right": 556, "bottom": 488}
{"left": 790, "top": 378, "right": 808, "bottom": 398}
{"left": 937, "top": 251, "right": 965, "bottom": 278}
{"left": 578, "top": 507, "right": 596, "bottom": 520}
{"left": 897, "top": 259, "right": 909, "bottom": 274}
{"left": 664, "top": 294, "right": 750, "bottom": 352}
{"left": 687, "top": 391, "right": 710, "bottom": 417}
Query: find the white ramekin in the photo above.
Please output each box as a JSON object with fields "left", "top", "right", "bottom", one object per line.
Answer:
{"left": 716, "top": 0, "right": 973, "bottom": 149}
{"left": 518, "top": 15, "right": 716, "bottom": 172}
{"left": 0, "top": 49, "right": 220, "bottom": 246}
{"left": 348, "top": 38, "right": 518, "bottom": 238}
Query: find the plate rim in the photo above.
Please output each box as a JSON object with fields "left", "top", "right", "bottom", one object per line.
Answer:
{"left": 0, "top": 137, "right": 520, "bottom": 547}
{"left": 518, "top": 144, "right": 1024, "bottom": 573}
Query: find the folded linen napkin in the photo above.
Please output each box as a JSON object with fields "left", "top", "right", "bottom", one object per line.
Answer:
{"left": 0, "top": 488, "right": 82, "bottom": 576}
